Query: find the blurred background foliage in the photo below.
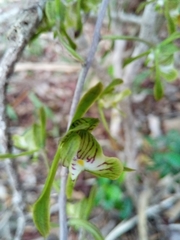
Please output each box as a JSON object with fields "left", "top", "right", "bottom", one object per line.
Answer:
{"left": 0, "top": 0, "right": 180, "bottom": 239}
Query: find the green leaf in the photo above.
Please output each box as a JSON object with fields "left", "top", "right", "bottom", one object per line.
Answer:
{"left": 98, "top": 104, "right": 110, "bottom": 134}
{"left": 68, "top": 219, "right": 104, "bottom": 240}
{"left": 6, "top": 105, "right": 18, "bottom": 121}
{"left": 164, "top": 0, "right": 176, "bottom": 34}
{"left": 33, "top": 147, "right": 61, "bottom": 237}
{"left": 112, "top": 89, "right": 131, "bottom": 104}
{"left": 99, "top": 89, "right": 131, "bottom": 109}
{"left": 29, "top": 92, "right": 53, "bottom": 118}
{"left": 159, "top": 43, "right": 179, "bottom": 57}
{"left": 100, "top": 78, "right": 123, "bottom": 96}
{"left": 160, "top": 65, "right": 178, "bottom": 82}
{"left": 123, "top": 50, "right": 150, "bottom": 67}
{"left": 33, "top": 124, "right": 42, "bottom": 148}
{"left": 39, "top": 107, "right": 46, "bottom": 148}
{"left": 55, "top": 0, "right": 60, "bottom": 17}
{"left": 75, "top": 0, "right": 83, "bottom": 38}
{"left": 132, "top": 70, "right": 151, "bottom": 94}
{"left": 83, "top": 186, "right": 96, "bottom": 220}
{"left": 13, "top": 128, "right": 37, "bottom": 151}
{"left": 136, "top": 1, "right": 150, "bottom": 13}
{"left": 165, "top": 152, "right": 180, "bottom": 168}
{"left": 154, "top": 49, "right": 164, "bottom": 100}
{"left": 154, "top": 80, "right": 163, "bottom": 100}
{"left": 119, "top": 197, "right": 133, "bottom": 219}
{"left": 67, "top": 188, "right": 96, "bottom": 219}
{"left": 72, "top": 82, "right": 103, "bottom": 122}
{"left": 59, "top": 0, "right": 66, "bottom": 23}
{"left": 58, "top": 33, "right": 84, "bottom": 62}
{"left": 61, "top": 27, "right": 77, "bottom": 50}
{"left": 0, "top": 149, "right": 38, "bottom": 159}
{"left": 103, "top": 35, "right": 153, "bottom": 47}
{"left": 45, "top": 0, "right": 56, "bottom": 25}
{"left": 160, "top": 32, "right": 180, "bottom": 47}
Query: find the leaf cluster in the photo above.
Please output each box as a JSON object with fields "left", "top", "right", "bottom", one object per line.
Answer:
{"left": 95, "top": 177, "right": 133, "bottom": 220}
{"left": 35, "top": 0, "right": 101, "bottom": 62}
{"left": 104, "top": 0, "right": 180, "bottom": 100}
{"left": 145, "top": 130, "right": 180, "bottom": 177}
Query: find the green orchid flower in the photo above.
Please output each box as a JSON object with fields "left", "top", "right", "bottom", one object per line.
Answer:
{"left": 62, "top": 118, "right": 123, "bottom": 181}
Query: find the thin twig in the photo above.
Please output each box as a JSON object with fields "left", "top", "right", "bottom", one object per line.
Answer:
{"left": 59, "top": 0, "right": 110, "bottom": 239}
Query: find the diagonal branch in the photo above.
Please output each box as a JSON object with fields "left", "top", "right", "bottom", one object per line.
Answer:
{"left": 59, "top": 0, "right": 110, "bottom": 239}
